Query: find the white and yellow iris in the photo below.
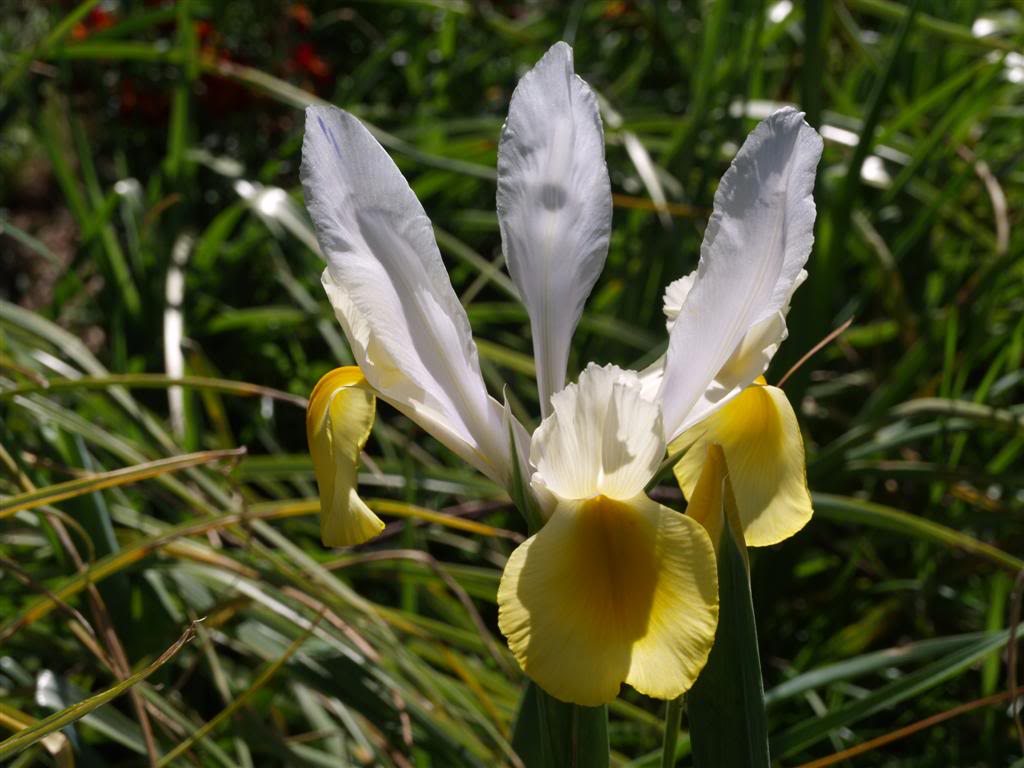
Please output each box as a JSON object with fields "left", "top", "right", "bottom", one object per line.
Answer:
{"left": 300, "top": 41, "right": 823, "bottom": 705}
{"left": 499, "top": 364, "right": 718, "bottom": 705}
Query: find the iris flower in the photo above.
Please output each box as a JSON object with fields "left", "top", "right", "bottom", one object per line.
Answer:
{"left": 300, "top": 42, "right": 822, "bottom": 705}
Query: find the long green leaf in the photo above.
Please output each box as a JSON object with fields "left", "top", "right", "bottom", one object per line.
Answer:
{"left": 812, "top": 493, "right": 1023, "bottom": 572}
{"left": 687, "top": 465, "right": 769, "bottom": 768}
{"left": 512, "top": 684, "right": 610, "bottom": 768}
{"left": 764, "top": 631, "right": 996, "bottom": 706}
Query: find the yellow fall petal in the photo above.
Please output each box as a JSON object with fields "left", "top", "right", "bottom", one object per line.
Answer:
{"left": 671, "top": 378, "right": 812, "bottom": 547}
{"left": 497, "top": 494, "right": 718, "bottom": 706}
{"left": 306, "top": 367, "right": 383, "bottom": 547}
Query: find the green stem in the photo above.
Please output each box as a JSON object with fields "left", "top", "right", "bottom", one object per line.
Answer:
{"left": 661, "top": 696, "right": 685, "bottom": 768}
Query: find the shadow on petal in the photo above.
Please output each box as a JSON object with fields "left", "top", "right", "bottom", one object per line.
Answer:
{"left": 498, "top": 495, "right": 718, "bottom": 706}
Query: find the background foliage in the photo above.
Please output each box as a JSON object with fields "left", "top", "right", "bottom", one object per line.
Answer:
{"left": 1, "top": 0, "right": 1022, "bottom": 766}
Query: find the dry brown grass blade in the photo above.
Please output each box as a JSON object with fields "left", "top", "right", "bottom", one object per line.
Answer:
{"left": 777, "top": 317, "right": 855, "bottom": 388}
{"left": 155, "top": 610, "right": 325, "bottom": 766}
{"left": 0, "top": 502, "right": 314, "bottom": 643}
{"left": 327, "top": 548, "right": 515, "bottom": 677}
{"left": 0, "top": 373, "right": 309, "bottom": 408}
{"left": 610, "top": 192, "right": 708, "bottom": 219}
{"left": 794, "top": 689, "right": 1016, "bottom": 768}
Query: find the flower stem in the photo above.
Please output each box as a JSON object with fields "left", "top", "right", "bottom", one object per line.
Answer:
{"left": 661, "top": 695, "right": 684, "bottom": 768}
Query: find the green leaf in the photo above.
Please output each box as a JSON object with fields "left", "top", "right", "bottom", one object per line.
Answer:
{"left": 764, "top": 631, "right": 998, "bottom": 707}
{"left": 507, "top": 412, "right": 543, "bottom": 534}
{"left": 687, "top": 466, "right": 770, "bottom": 768}
{"left": 512, "top": 682, "right": 609, "bottom": 768}
{"left": 812, "top": 493, "right": 1023, "bottom": 572}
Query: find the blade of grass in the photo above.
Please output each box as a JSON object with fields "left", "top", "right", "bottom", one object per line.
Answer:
{"left": 795, "top": 689, "right": 1016, "bottom": 768}
{"left": 764, "top": 631, "right": 999, "bottom": 706}
{"left": 0, "top": 0, "right": 101, "bottom": 92}
{"left": 846, "top": 0, "right": 1016, "bottom": 52}
{"left": 0, "top": 373, "right": 308, "bottom": 408}
{"left": 156, "top": 613, "right": 323, "bottom": 766}
{"left": 0, "top": 621, "right": 199, "bottom": 761}
{"left": 812, "top": 493, "right": 1023, "bottom": 572}
{"left": 0, "top": 703, "right": 74, "bottom": 768}
{"left": 822, "top": 0, "right": 920, "bottom": 328}
{"left": 164, "top": 0, "right": 195, "bottom": 181}
{"left": 0, "top": 448, "right": 246, "bottom": 517}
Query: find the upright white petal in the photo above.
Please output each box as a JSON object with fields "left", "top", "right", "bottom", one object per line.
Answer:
{"left": 661, "top": 108, "right": 822, "bottom": 441}
{"left": 302, "top": 105, "right": 512, "bottom": 484}
{"left": 497, "top": 42, "right": 612, "bottom": 417}
{"left": 531, "top": 363, "right": 663, "bottom": 501}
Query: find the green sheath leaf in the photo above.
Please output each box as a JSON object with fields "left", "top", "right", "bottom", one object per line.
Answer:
{"left": 687, "top": 478, "right": 769, "bottom": 768}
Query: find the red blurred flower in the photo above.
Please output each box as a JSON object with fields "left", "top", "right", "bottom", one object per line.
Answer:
{"left": 291, "top": 42, "right": 330, "bottom": 80}
{"left": 288, "top": 4, "right": 314, "bottom": 30}
{"left": 71, "top": 6, "right": 117, "bottom": 40}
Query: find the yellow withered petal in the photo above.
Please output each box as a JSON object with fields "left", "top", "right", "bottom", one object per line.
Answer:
{"left": 671, "top": 378, "right": 812, "bottom": 547}
{"left": 497, "top": 494, "right": 718, "bottom": 706}
{"left": 306, "top": 367, "right": 383, "bottom": 547}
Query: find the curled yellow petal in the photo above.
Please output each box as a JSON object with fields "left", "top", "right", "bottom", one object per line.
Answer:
{"left": 306, "top": 367, "right": 383, "bottom": 547}
{"left": 498, "top": 494, "right": 718, "bottom": 706}
{"left": 685, "top": 443, "right": 728, "bottom": 555}
{"left": 671, "top": 378, "right": 812, "bottom": 547}
{"left": 685, "top": 443, "right": 749, "bottom": 570}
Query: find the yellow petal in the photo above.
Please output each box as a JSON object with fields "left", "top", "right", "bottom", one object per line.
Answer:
{"left": 685, "top": 443, "right": 749, "bottom": 569}
{"left": 684, "top": 443, "right": 727, "bottom": 555}
{"left": 306, "top": 367, "right": 383, "bottom": 547}
{"left": 498, "top": 494, "right": 718, "bottom": 706}
{"left": 671, "top": 379, "right": 812, "bottom": 547}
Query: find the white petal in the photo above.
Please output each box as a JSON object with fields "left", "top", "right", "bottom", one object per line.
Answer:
{"left": 531, "top": 363, "right": 663, "bottom": 501}
{"left": 662, "top": 271, "right": 696, "bottom": 331}
{"left": 656, "top": 271, "right": 805, "bottom": 419}
{"left": 497, "top": 42, "right": 612, "bottom": 417}
{"left": 303, "top": 105, "right": 512, "bottom": 484}
{"left": 661, "top": 108, "right": 822, "bottom": 441}
{"left": 637, "top": 355, "right": 666, "bottom": 403}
